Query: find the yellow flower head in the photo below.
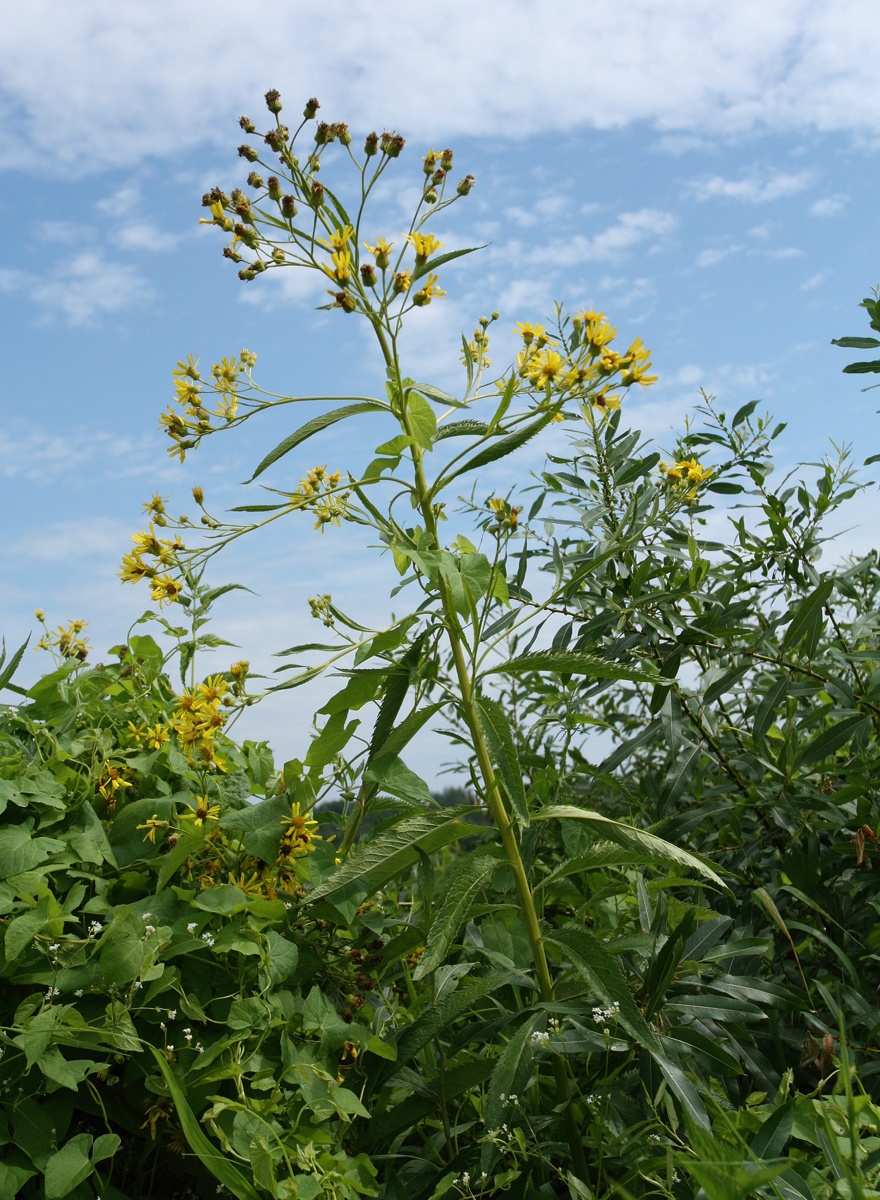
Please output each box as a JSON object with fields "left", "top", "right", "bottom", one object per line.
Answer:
{"left": 181, "top": 796, "right": 222, "bottom": 827}
{"left": 406, "top": 232, "right": 443, "bottom": 260}
{"left": 323, "top": 248, "right": 352, "bottom": 284}
{"left": 136, "top": 814, "right": 168, "bottom": 844}
{"left": 318, "top": 224, "right": 354, "bottom": 252}
{"left": 150, "top": 575, "right": 183, "bottom": 607}
{"left": 279, "top": 802, "right": 321, "bottom": 857}
{"left": 412, "top": 273, "right": 446, "bottom": 307}
{"left": 592, "top": 392, "right": 621, "bottom": 414}
{"left": 514, "top": 322, "right": 553, "bottom": 348}
{"left": 364, "top": 236, "right": 394, "bottom": 269}
{"left": 527, "top": 349, "right": 566, "bottom": 389}
{"left": 393, "top": 269, "right": 412, "bottom": 295}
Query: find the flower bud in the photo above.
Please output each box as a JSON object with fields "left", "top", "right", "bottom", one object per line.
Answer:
{"left": 333, "top": 122, "right": 351, "bottom": 146}
{"left": 281, "top": 195, "right": 297, "bottom": 218}
{"left": 271, "top": 248, "right": 286, "bottom": 264}
{"left": 192, "top": 486, "right": 204, "bottom": 505}
{"left": 423, "top": 188, "right": 438, "bottom": 204}
{"left": 441, "top": 148, "right": 454, "bottom": 170}
{"left": 252, "top": 259, "right": 267, "bottom": 273}
{"left": 457, "top": 174, "right": 475, "bottom": 196}
{"left": 264, "top": 126, "right": 289, "bottom": 153}
{"left": 364, "top": 132, "right": 379, "bottom": 156}
{"left": 233, "top": 223, "right": 258, "bottom": 248}
{"left": 360, "top": 263, "right": 377, "bottom": 288}
{"left": 34, "top": 608, "right": 44, "bottom": 622}
{"left": 265, "top": 89, "right": 283, "bottom": 114}
{"left": 238, "top": 144, "right": 259, "bottom": 162}
{"left": 314, "top": 121, "right": 334, "bottom": 145}
{"left": 331, "top": 290, "right": 356, "bottom": 313}
{"left": 222, "top": 247, "right": 243, "bottom": 263}
{"left": 310, "top": 181, "right": 325, "bottom": 208}
{"left": 303, "top": 97, "right": 320, "bottom": 119}
{"left": 432, "top": 168, "right": 446, "bottom": 186}
{"left": 239, "top": 115, "right": 256, "bottom": 133}
{"left": 239, "top": 268, "right": 256, "bottom": 281}
{"left": 247, "top": 171, "right": 264, "bottom": 189}
{"left": 423, "top": 150, "right": 437, "bottom": 176}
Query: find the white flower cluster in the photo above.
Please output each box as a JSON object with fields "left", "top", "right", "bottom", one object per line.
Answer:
{"left": 592, "top": 1001, "right": 620, "bottom": 1026}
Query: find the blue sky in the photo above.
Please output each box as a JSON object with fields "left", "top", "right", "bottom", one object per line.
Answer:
{"left": 2, "top": 0, "right": 879, "bottom": 780}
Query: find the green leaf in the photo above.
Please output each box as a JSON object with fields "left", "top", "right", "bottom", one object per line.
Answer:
{"left": 485, "top": 649, "right": 654, "bottom": 684}
{"left": 532, "top": 806, "right": 726, "bottom": 888}
{"left": 411, "top": 244, "right": 485, "bottom": 283}
{"left": 481, "top": 1010, "right": 543, "bottom": 1175}
{"left": 414, "top": 848, "right": 503, "bottom": 978}
{"left": 150, "top": 1049, "right": 263, "bottom": 1200}
{"left": 433, "top": 418, "right": 490, "bottom": 441}
{"left": 0, "top": 636, "right": 29, "bottom": 693}
{"left": 391, "top": 971, "right": 517, "bottom": 1074}
{"left": 438, "top": 411, "right": 556, "bottom": 488}
{"left": 843, "top": 359, "right": 880, "bottom": 374}
{"left": 406, "top": 393, "right": 437, "bottom": 449}
{"left": 5, "top": 893, "right": 55, "bottom": 962}
{"left": 263, "top": 930, "right": 299, "bottom": 984}
{"left": 754, "top": 677, "right": 788, "bottom": 744}
{"left": 305, "top": 808, "right": 485, "bottom": 904}
{"left": 305, "top": 711, "right": 360, "bottom": 771}
{"left": 0, "top": 827, "right": 64, "bottom": 876}
{"left": 246, "top": 400, "right": 386, "bottom": 481}
{"left": 782, "top": 580, "right": 833, "bottom": 654}
{"left": 44, "top": 1134, "right": 94, "bottom": 1199}
{"left": 546, "top": 928, "right": 659, "bottom": 1049}
{"left": 797, "top": 714, "right": 871, "bottom": 766}
{"left": 475, "top": 697, "right": 528, "bottom": 826}
{"left": 832, "top": 336, "right": 880, "bottom": 349}
{"left": 363, "top": 753, "right": 433, "bottom": 805}
{"left": 650, "top": 1051, "right": 710, "bottom": 1130}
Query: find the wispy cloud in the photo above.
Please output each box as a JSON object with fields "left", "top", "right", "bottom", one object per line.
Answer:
{"left": 528, "top": 209, "right": 676, "bottom": 269}
{"left": 0, "top": 250, "right": 153, "bottom": 325}
{"left": 690, "top": 169, "right": 814, "bottom": 204}
{"left": 809, "top": 193, "right": 849, "bottom": 217}
{"left": 696, "top": 245, "right": 741, "bottom": 268}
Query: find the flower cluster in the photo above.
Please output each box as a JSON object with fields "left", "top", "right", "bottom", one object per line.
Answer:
{"left": 158, "top": 350, "right": 256, "bottom": 461}
{"left": 661, "top": 456, "right": 713, "bottom": 503}
{"left": 279, "top": 801, "right": 322, "bottom": 858}
{"left": 171, "top": 676, "right": 230, "bottom": 771}
{"left": 505, "top": 309, "right": 657, "bottom": 414}
{"left": 118, "top": 522, "right": 186, "bottom": 605}
{"left": 295, "top": 464, "right": 350, "bottom": 533}
{"left": 486, "top": 495, "right": 523, "bottom": 536}
{"left": 34, "top": 614, "right": 91, "bottom": 661}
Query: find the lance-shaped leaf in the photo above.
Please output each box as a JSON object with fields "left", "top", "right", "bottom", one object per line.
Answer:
{"left": 481, "top": 1010, "right": 543, "bottom": 1175}
{"left": 436, "top": 410, "right": 556, "bottom": 490}
{"left": 246, "top": 400, "right": 387, "bottom": 481}
{"left": 545, "top": 928, "right": 660, "bottom": 1050}
{"left": 475, "top": 697, "right": 529, "bottom": 826}
{"left": 411, "top": 244, "right": 486, "bottom": 283}
{"left": 150, "top": 1050, "right": 262, "bottom": 1200}
{"left": 413, "top": 847, "right": 504, "bottom": 978}
{"left": 305, "top": 807, "right": 486, "bottom": 903}
{"left": 485, "top": 649, "right": 655, "bottom": 684}
{"left": 0, "top": 635, "right": 29, "bottom": 693}
{"left": 650, "top": 1051, "right": 710, "bottom": 1130}
{"left": 796, "top": 713, "right": 871, "bottom": 767}
{"left": 533, "top": 805, "right": 726, "bottom": 889}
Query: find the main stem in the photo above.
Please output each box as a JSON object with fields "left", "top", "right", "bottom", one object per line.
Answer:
{"left": 400, "top": 405, "right": 589, "bottom": 1182}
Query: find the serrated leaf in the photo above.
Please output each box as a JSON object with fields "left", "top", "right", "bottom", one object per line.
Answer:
{"left": 475, "top": 697, "right": 528, "bottom": 826}
{"left": 546, "top": 928, "right": 659, "bottom": 1049}
{"left": 434, "top": 418, "right": 490, "bottom": 441}
{"left": 305, "top": 807, "right": 485, "bottom": 903}
{"left": 406, "top": 393, "right": 437, "bottom": 449}
{"left": 481, "top": 1010, "right": 542, "bottom": 1174}
{"left": 438, "top": 411, "right": 556, "bottom": 489}
{"left": 485, "top": 649, "right": 654, "bottom": 683}
{"left": 414, "top": 849, "right": 503, "bottom": 978}
{"left": 533, "top": 805, "right": 726, "bottom": 888}
{"left": 246, "top": 400, "right": 386, "bottom": 481}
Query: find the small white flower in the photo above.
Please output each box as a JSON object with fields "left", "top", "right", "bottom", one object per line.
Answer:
{"left": 186, "top": 922, "right": 198, "bottom": 933}
{"left": 141, "top": 912, "right": 153, "bottom": 921}
{"left": 461, "top": 1172, "right": 470, "bottom": 1186}
{"left": 160, "top": 1022, "right": 166, "bottom": 1031}
{"left": 167, "top": 1009, "right": 176, "bottom": 1020}
{"left": 49, "top": 943, "right": 60, "bottom": 952}
{"left": 530, "top": 1030, "right": 551, "bottom": 1046}
{"left": 166, "top": 1045, "right": 174, "bottom": 1053}
{"left": 201, "top": 933, "right": 215, "bottom": 948}
{"left": 195, "top": 1042, "right": 204, "bottom": 1053}
{"left": 88, "top": 921, "right": 103, "bottom": 937}
{"left": 74, "top": 989, "right": 84, "bottom": 997}
{"left": 132, "top": 980, "right": 143, "bottom": 990}
{"left": 143, "top": 924, "right": 156, "bottom": 936}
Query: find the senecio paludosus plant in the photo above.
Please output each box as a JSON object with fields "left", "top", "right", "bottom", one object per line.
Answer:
{"left": 120, "top": 92, "right": 724, "bottom": 1194}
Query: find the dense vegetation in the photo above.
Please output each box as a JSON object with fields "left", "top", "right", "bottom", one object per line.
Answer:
{"left": 2, "top": 92, "right": 880, "bottom": 1199}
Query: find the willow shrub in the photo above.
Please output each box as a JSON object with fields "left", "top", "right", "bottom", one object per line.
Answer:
{"left": 3, "top": 91, "right": 880, "bottom": 1200}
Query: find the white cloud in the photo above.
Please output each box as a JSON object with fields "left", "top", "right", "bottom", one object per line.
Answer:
{"left": 96, "top": 185, "right": 141, "bottom": 218}
{"left": 16, "top": 251, "right": 154, "bottom": 325}
{"left": 690, "top": 169, "right": 814, "bottom": 203}
{"left": 809, "top": 193, "right": 849, "bottom": 217}
{"left": 801, "top": 271, "right": 826, "bottom": 290}
{"left": 766, "top": 246, "right": 804, "bottom": 259}
{"left": 0, "top": 423, "right": 143, "bottom": 482}
{"left": 113, "top": 222, "right": 181, "bottom": 251}
{"left": 529, "top": 209, "right": 676, "bottom": 268}
{"left": 1, "top": 2, "right": 879, "bottom": 178}
{"left": 696, "top": 245, "right": 741, "bottom": 268}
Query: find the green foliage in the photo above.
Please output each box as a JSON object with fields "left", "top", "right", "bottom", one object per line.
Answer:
{"left": 5, "top": 91, "right": 880, "bottom": 1199}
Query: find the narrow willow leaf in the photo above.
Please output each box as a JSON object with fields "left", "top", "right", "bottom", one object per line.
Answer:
{"left": 409, "top": 380, "right": 467, "bottom": 407}
{"left": 150, "top": 1049, "right": 262, "bottom": 1200}
{"left": 797, "top": 714, "right": 871, "bottom": 766}
{"left": 413, "top": 848, "right": 503, "bottom": 978}
{"left": 754, "top": 677, "right": 788, "bottom": 744}
{"left": 546, "top": 928, "right": 660, "bottom": 1050}
{"left": 782, "top": 580, "right": 833, "bottom": 653}
{"left": 533, "top": 805, "right": 726, "bottom": 888}
{"left": 486, "top": 373, "right": 518, "bottom": 434}
{"left": 305, "top": 807, "right": 485, "bottom": 903}
{"left": 391, "top": 970, "right": 517, "bottom": 1073}
{"left": 832, "top": 336, "right": 880, "bottom": 349}
{"left": 246, "top": 400, "right": 386, "bottom": 481}
{"left": 0, "top": 636, "right": 29, "bottom": 692}
{"left": 486, "top": 649, "right": 654, "bottom": 684}
{"left": 597, "top": 717, "right": 663, "bottom": 773}
{"left": 650, "top": 1051, "right": 710, "bottom": 1130}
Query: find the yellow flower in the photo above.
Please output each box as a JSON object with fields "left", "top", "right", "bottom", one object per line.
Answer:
{"left": 145, "top": 723, "right": 169, "bottom": 750}
{"left": 364, "top": 236, "right": 394, "bottom": 269}
{"left": 412, "top": 273, "right": 445, "bottom": 307}
{"left": 181, "top": 796, "right": 221, "bottom": 827}
{"left": 318, "top": 224, "right": 354, "bottom": 252}
{"left": 279, "top": 802, "right": 321, "bottom": 857}
{"left": 98, "top": 764, "right": 131, "bottom": 803}
{"left": 514, "top": 322, "right": 553, "bottom": 348}
{"left": 323, "top": 248, "right": 352, "bottom": 284}
{"left": 142, "top": 493, "right": 167, "bottom": 516}
{"left": 199, "top": 675, "right": 229, "bottom": 704}
{"left": 592, "top": 392, "right": 621, "bottom": 414}
{"left": 393, "top": 269, "right": 412, "bottom": 295}
{"left": 131, "top": 524, "right": 162, "bottom": 557}
{"left": 150, "top": 575, "right": 183, "bottom": 607}
{"left": 136, "top": 814, "right": 168, "bottom": 843}
{"left": 527, "top": 349, "right": 566, "bottom": 389}
{"left": 119, "top": 551, "right": 152, "bottom": 585}
{"left": 406, "top": 232, "right": 443, "bottom": 260}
